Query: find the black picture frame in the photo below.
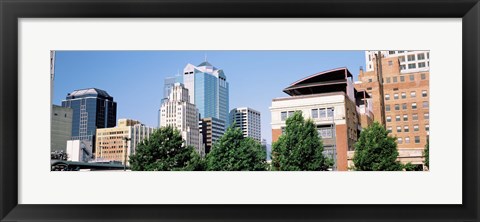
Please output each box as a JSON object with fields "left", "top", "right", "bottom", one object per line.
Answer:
{"left": 1, "top": 0, "right": 479, "bottom": 221}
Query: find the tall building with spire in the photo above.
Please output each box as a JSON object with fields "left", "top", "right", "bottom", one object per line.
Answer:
{"left": 182, "top": 60, "right": 229, "bottom": 127}
{"left": 159, "top": 83, "right": 203, "bottom": 155}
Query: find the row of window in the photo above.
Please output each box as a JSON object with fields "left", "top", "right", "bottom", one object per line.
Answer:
{"left": 386, "top": 113, "right": 430, "bottom": 122}
{"left": 387, "top": 124, "right": 430, "bottom": 133}
{"left": 385, "top": 90, "right": 428, "bottom": 100}
{"left": 386, "top": 102, "right": 429, "bottom": 111}
{"left": 400, "top": 62, "right": 428, "bottom": 70}
{"left": 280, "top": 110, "right": 299, "bottom": 121}
{"left": 368, "top": 73, "right": 427, "bottom": 84}
{"left": 396, "top": 136, "right": 422, "bottom": 144}
{"left": 311, "top": 108, "right": 335, "bottom": 119}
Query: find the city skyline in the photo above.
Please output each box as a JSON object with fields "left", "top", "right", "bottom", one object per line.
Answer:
{"left": 53, "top": 51, "right": 365, "bottom": 143}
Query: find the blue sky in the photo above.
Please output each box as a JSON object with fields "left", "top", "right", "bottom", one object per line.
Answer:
{"left": 53, "top": 51, "right": 365, "bottom": 143}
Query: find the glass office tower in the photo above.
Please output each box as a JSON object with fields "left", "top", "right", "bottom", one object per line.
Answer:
{"left": 183, "top": 61, "right": 229, "bottom": 127}
{"left": 61, "top": 88, "right": 117, "bottom": 152}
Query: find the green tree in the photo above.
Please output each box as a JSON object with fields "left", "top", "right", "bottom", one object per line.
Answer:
{"left": 271, "top": 111, "right": 332, "bottom": 171}
{"left": 353, "top": 122, "right": 403, "bottom": 171}
{"left": 424, "top": 138, "right": 429, "bottom": 169}
{"left": 129, "top": 126, "right": 203, "bottom": 171}
{"left": 205, "top": 125, "right": 267, "bottom": 171}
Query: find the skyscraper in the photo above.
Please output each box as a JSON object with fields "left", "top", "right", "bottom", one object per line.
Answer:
{"left": 159, "top": 83, "right": 203, "bottom": 155}
{"left": 229, "top": 107, "right": 262, "bottom": 142}
{"left": 159, "top": 75, "right": 183, "bottom": 127}
{"left": 199, "top": 117, "right": 225, "bottom": 154}
{"left": 51, "top": 105, "right": 73, "bottom": 152}
{"left": 183, "top": 61, "right": 229, "bottom": 127}
{"left": 61, "top": 88, "right": 117, "bottom": 153}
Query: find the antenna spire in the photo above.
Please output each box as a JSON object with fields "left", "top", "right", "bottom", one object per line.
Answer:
{"left": 204, "top": 53, "right": 207, "bottom": 62}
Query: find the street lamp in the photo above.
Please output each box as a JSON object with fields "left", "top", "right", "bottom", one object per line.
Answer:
{"left": 123, "top": 137, "right": 131, "bottom": 171}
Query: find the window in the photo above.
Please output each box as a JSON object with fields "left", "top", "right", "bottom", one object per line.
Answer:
{"left": 402, "top": 103, "right": 407, "bottom": 110}
{"left": 410, "top": 91, "right": 416, "bottom": 98}
{"left": 396, "top": 126, "right": 402, "bottom": 133}
{"left": 417, "top": 53, "right": 425, "bottom": 60}
{"left": 389, "top": 51, "right": 395, "bottom": 54}
{"left": 288, "top": 111, "right": 295, "bottom": 117}
{"left": 400, "top": 65, "right": 406, "bottom": 70}
{"left": 421, "top": 73, "right": 426, "bottom": 80}
{"left": 422, "top": 90, "right": 428, "bottom": 97}
{"left": 409, "top": 75, "right": 414, "bottom": 81}
{"left": 396, "top": 115, "right": 401, "bottom": 121}
{"left": 415, "top": 136, "right": 421, "bottom": 144}
{"left": 369, "top": 55, "right": 371, "bottom": 61}
{"left": 407, "top": 54, "right": 416, "bottom": 61}
{"left": 281, "top": 112, "right": 287, "bottom": 121}
{"left": 398, "top": 137, "right": 403, "bottom": 144}
{"left": 404, "top": 126, "right": 409, "bottom": 132}
{"left": 403, "top": 114, "right": 408, "bottom": 121}
{"left": 394, "top": 93, "right": 399, "bottom": 100}
{"left": 423, "top": 101, "right": 429, "bottom": 108}
{"left": 405, "top": 137, "right": 410, "bottom": 144}
{"left": 386, "top": 116, "right": 392, "bottom": 122}
{"left": 412, "top": 114, "right": 418, "bottom": 120}
{"left": 425, "top": 125, "right": 430, "bottom": 131}
{"left": 408, "top": 63, "right": 416, "bottom": 69}
{"left": 400, "top": 76, "right": 405, "bottom": 82}
{"left": 399, "top": 56, "right": 405, "bottom": 62}
{"left": 414, "top": 125, "right": 419, "bottom": 131}
{"left": 386, "top": 105, "right": 391, "bottom": 112}
{"left": 387, "top": 127, "right": 392, "bottom": 133}
{"left": 318, "top": 127, "right": 333, "bottom": 139}
{"left": 395, "top": 104, "right": 400, "bottom": 111}
{"left": 418, "top": 62, "right": 426, "bottom": 68}
{"left": 412, "top": 103, "right": 417, "bottom": 109}
{"left": 311, "top": 109, "right": 318, "bottom": 118}
{"left": 427, "top": 52, "right": 430, "bottom": 59}
{"left": 393, "top": 77, "right": 398, "bottom": 83}
{"left": 398, "top": 51, "right": 405, "bottom": 53}
{"left": 367, "top": 87, "right": 372, "bottom": 91}
{"left": 385, "top": 94, "right": 390, "bottom": 100}
{"left": 401, "top": 92, "right": 406, "bottom": 99}
{"left": 327, "top": 108, "right": 334, "bottom": 118}
{"left": 319, "top": 109, "right": 326, "bottom": 117}
{"left": 386, "top": 77, "right": 391, "bottom": 83}
{"left": 368, "top": 78, "right": 372, "bottom": 83}
{"left": 424, "top": 113, "right": 429, "bottom": 120}
{"left": 388, "top": 61, "right": 393, "bottom": 66}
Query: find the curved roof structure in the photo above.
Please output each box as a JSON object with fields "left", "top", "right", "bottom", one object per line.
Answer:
{"left": 66, "top": 88, "right": 113, "bottom": 100}
{"left": 283, "top": 67, "right": 353, "bottom": 96}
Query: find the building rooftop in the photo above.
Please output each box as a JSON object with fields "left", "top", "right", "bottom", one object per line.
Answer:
{"left": 66, "top": 88, "right": 113, "bottom": 100}
{"left": 283, "top": 67, "right": 353, "bottom": 96}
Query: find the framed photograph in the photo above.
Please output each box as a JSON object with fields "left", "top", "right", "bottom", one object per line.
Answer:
{"left": 1, "top": 0, "right": 479, "bottom": 221}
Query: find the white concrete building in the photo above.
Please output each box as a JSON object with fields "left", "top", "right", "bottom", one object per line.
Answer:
{"left": 159, "top": 83, "right": 203, "bottom": 155}
{"left": 229, "top": 107, "right": 261, "bottom": 142}
{"left": 270, "top": 68, "right": 374, "bottom": 171}
{"left": 66, "top": 139, "right": 93, "bottom": 162}
{"left": 365, "top": 51, "right": 430, "bottom": 73}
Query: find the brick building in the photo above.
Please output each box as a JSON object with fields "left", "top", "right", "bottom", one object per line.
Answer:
{"left": 355, "top": 51, "right": 429, "bottom": 168}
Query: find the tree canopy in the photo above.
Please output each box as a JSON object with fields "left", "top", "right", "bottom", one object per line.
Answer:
{"left": 353, "top": 122, "right": 403, "bottom": 171}
{"left": 271, "top": 111, "right": 332, "bottom": 171}
{"left": 129, "top": 126, "right": 204, "bottom": 171}
{"left": 205, "top": 125, "right": 267, "bottom": 171}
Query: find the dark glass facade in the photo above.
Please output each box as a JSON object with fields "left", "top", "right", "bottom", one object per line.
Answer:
{"left": 61, "top": 88, "right": 117, "bottom": 153}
